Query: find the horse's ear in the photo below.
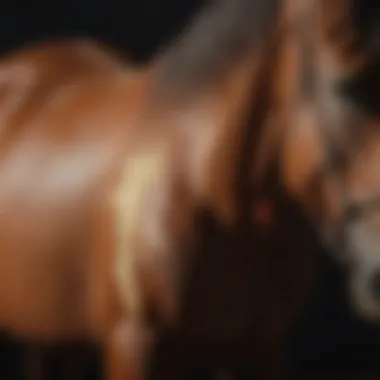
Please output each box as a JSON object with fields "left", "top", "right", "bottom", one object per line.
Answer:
{"left": 281, "top": 106, "right": 324, "bottom": 199}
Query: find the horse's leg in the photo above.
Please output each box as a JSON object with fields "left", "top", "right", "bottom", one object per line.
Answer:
{"left": 24, "top": 345, "right": 45, "bottom": 380}
{"left": 105, "top": 320, "right": 154, "bottom": 380}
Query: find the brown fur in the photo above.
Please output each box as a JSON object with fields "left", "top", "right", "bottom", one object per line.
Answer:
{"left": 0, "top": 0, "right": 378, "bottom": 380}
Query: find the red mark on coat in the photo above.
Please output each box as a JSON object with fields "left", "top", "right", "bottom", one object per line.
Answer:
{"left": 252, "top": 200, "right": 275, "bottom": 227}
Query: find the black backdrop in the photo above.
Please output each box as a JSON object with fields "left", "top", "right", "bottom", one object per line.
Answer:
{"left": 0, "top": 0, "right": 380, "bottom": 377}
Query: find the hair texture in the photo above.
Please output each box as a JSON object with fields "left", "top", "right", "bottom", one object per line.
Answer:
{"left": 154, "top": 0, "right": 281, "bottom": 97}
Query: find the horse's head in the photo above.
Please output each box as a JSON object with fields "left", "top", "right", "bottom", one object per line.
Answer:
{"left": 281, "top": 0, "right": 380, "bottom": 321}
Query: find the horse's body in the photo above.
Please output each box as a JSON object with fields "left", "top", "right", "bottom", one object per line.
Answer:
{"left": 1, "top": 0, "right": 380, "bottom": 379}
{"left": 0, "top": 25, "right": 317, "bottom": 380}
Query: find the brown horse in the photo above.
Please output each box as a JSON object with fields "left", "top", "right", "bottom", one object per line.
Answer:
{"left": 0, "top": 0, "right": 380, "bottom": 379}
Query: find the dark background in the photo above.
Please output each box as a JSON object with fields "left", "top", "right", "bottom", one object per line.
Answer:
{"left": 0, "top": 0, "right": 380, "bottom": 377}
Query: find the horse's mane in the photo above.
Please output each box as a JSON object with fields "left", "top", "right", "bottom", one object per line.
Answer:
{"left": 154, "top": 0, "right": 281, "bottom": 97}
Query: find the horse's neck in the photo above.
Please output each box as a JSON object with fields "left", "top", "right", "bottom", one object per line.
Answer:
{"left": 169, "top": 50, "right": 264, "bottom": 227}
{"left": 148, "top": 1, "right": 306, "bottom": 227}
{"left": 171, "top": 23, "right": 299, "bottom": 227}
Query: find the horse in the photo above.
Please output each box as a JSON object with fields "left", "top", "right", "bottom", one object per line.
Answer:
{"left": 0, "top": 0, "right": 379, "bottom": 379}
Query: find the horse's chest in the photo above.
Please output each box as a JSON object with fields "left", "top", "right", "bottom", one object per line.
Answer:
{"left": 177, "top": 203, "right": 317, "bottom": 356}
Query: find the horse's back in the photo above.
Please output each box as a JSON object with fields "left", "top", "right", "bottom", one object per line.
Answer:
{"left": 0, "top": 39, "right": 142, "bottom": 342}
